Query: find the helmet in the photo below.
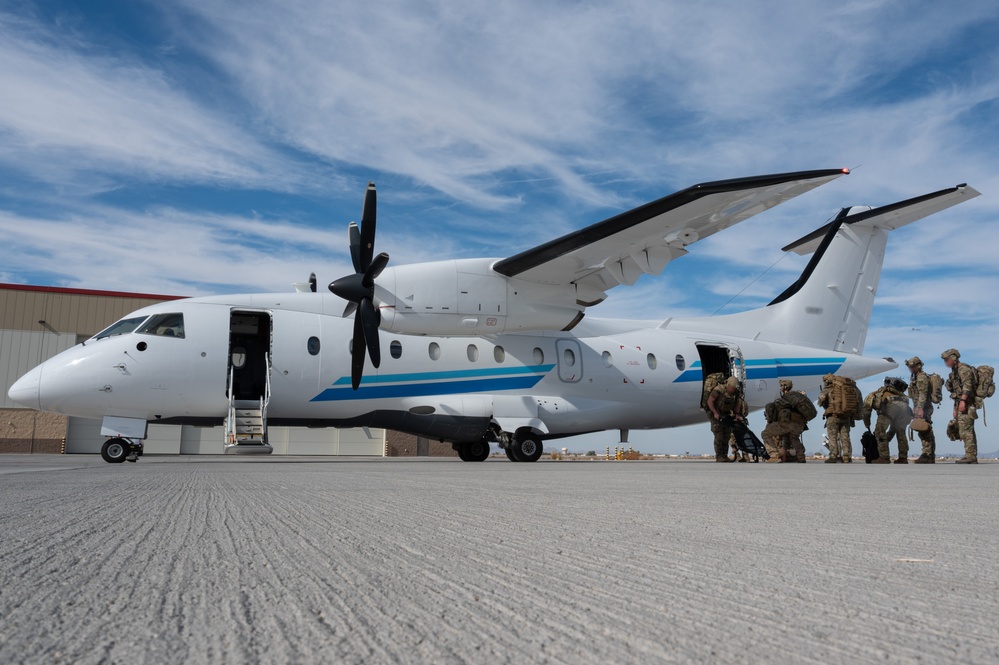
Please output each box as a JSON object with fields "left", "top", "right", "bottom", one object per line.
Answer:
{"left": 725, "top": 376, "right": 740, "bottom": 389}
{"left": 779, "top": 379, "right": 793, "bottom": 391}
{"left": 822, "top": 373, "right": 835, "bottom": 384}
{"left": 941, "top": 348, "right": 960, "bottom": 360}
{"left": 905, "top": 356, "right": 922, "bottom": 368}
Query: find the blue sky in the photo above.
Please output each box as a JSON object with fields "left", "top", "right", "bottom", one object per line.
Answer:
{"left": 1, "top": 1, "right": 998, "bottom": 454}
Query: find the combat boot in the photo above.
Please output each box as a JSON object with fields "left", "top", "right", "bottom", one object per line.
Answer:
{"left": 955, "top": 456, "right": 978, "bottom": 464}
{"left": 843, "top": 457, "right": 853, "bottom": 463}
{"left": 893, "top": 458, "right": 908, "bottom": 464}
{"left": 715, "top": 455, "right": 733, "bottom": 463}
{"left": 824, "top": 457, "right": 841, "bottom": 463}
{"left": 913, "top": 455, "right": 933, "bottom": 464}
{"left": 870, "top": 458, "right": 891, "bottom": 464}
{"left": 765, "top": 457, "right": 782, "bottom": 463}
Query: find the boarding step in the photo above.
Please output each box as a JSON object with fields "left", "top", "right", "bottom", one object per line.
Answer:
{"left": 226, "top": 399, "right": 271, "bottom": 453}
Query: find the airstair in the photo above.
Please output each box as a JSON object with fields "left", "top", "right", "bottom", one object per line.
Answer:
{"left": 224, "top": 354, "right": 273, "bottom": 455}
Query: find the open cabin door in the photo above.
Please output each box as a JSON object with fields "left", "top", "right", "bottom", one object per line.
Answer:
{"left": 695, "top": 343, "right": 746, "bottom": 386}
{"left": 227, "top": 311, "right": 272, "bottom": 400}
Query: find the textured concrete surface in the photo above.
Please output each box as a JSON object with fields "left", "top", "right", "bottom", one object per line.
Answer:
{"left": 1, "top": 455, "right": 997, "bottom": 664}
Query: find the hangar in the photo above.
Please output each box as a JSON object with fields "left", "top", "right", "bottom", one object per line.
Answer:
{"left": 0, "top": 283, "right": 451, "bottom": 457}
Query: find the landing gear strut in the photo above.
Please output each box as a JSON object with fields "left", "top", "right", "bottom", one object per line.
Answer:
{"left": 101, "top": 437, "right": 142, "bottom": 464}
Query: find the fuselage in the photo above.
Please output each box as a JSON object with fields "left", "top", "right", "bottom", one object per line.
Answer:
{"left": 9, "top": 292, "right": 894, "bottom": 443}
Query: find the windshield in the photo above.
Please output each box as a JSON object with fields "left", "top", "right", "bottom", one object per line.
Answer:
{"left": 137, "top": 313, "right": 185, "bottom": 339}
{"left": 94, "top": 316, "right": 149, "bottom": 340}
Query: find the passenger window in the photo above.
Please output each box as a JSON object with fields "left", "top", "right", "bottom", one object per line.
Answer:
{"left": 563, "top": 348, "right": 576, "bottom": 367}
{"left": 138, "top": 313, "right": 185, "bottom": 339}
{"left": 429, "top": 342, "right": 441, "bottom": 361}
{"left": 494, "top": 346, "right": 506, "bottom": 363}
{"left": 307, "top": 337, "right": 321, "bottom": 356}
{"left": 647, "top": 353, "right": 657, "bottom": 369}
{"left": 390, "top": 340, "right": 402, "bottom": 359}
{"left": 675, "top": 354, "right": 686, "bottom": 371}
{"left": 467, "top": 344, "right": 479, "bottom": 362}
{"left": 533, "top": 347, "right": 545, "bottom": 365}
{"left": 94, "top": 316, "right": 148, "bottom": 340}
{"left": 602, "top": 351, "right": 613, "bottom": 367}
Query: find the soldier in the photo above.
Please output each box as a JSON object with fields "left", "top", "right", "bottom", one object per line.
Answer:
{"left": 706, "top": 376, "right": 744, "bottom": 463}
{"left": 762, "top": 379, "right": 808, "bottom": 463}
{"left": 942, "top": 348, "right": 978, "bottom": 464}
{"left": 862, "top": 378, "right": 912, "bottom": 464}
{"left": 906, "top": 357, "right": 937, "bottom": 464}
{"left": 817, "top": 374, "right": 862, "bottom": 463}
{"left": 728, "top": 397, "right": 750, "bottom": 462}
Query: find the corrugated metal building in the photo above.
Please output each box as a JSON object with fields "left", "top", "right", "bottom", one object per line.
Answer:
{"left": 0, "top": 283, "right": 438, "bottom": 456}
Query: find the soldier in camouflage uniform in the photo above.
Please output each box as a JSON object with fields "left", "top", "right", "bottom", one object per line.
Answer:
{"left": 728, "top": 397, "right": 750, "bottom": 462}
{"left": 862, "top": 379, "right": 912, "bottom": 464}
{"left": 942, "top": 349, "right": 978, "bottom": 464}
{"left": 706, "top": 376, "right": 743, "bottom": 463}
{"left": 762, "top": 379, "right": 807, "bottom": 463}
{"left": 906, "top": 357, "right": 937, "bottom": 464}
{"left": 817, "top": 374, "right": 861, "bottom": 463}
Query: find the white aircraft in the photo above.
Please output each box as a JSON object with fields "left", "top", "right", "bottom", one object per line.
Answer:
{"left": 7, "top": 170, "right": 979, "bottom": 463}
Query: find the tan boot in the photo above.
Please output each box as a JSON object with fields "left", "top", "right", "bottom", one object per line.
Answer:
{"left": 955, "top": 456, "right": 978, "bottom": 464}
{"left": 870, "top": 458, "right": 891, "bottom": 464}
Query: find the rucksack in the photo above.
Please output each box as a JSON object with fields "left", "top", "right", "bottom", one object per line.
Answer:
{"left": 927, "top": 373, "right": 944, "bottom": 405}
{"left": 783, "top": 391, "right": 818, "bottom": 421}
{"left": 826, "top": 375, "right": 860, "bottom": 417}
{"left": 700, "top": 372, "right": 726, "bottom": 412}
{"left": 975, "top": 365, "right": 995, "bottom": 402}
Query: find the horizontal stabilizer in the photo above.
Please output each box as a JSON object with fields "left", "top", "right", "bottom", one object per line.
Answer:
{"left": 782, "top": 184, "right": 980, "bottom": 255}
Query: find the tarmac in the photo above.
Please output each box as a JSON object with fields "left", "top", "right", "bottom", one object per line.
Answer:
{"left": 1, "top": 455, "right": 997, "bottom": 664}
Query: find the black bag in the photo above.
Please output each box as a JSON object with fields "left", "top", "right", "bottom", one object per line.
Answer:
{"left": 861, "top": 430, "right": 879, "bottom": 463}
{"left": 730, "top": 420, "right": 769, "bottom": 462}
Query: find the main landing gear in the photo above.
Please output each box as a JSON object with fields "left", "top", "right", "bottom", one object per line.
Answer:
{"left": 504, "top": 431, "right": 543, "bottom": 463}
{"left": 101, "top": 437, "right": 143, "bottom": 464}
{"left": 455, "top": 439, "right": 491, "bottom": 462}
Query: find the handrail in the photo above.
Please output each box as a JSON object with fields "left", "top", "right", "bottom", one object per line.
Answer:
{"left": 261, "top": 352, "right": 271, "bottom": 444}
{"left": 225, "top": 364, "right": 236, "bottom": 445}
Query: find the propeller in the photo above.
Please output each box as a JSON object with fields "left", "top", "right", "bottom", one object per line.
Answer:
{"left": 308, "top": 272, "right": 317, "bottom": 293}
{"left": 328, "top": 182, "right": 390, "bottom": 390}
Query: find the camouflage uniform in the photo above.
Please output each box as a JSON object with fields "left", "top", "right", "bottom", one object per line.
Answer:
{"left": 728, "top": 398, "right": 750, "bottom": 461}
{"left": 862, "top": 383, "right": 911, "bottom": 463}
{"left": 906, "top": 357, "right": 936, "bottom": 463}
{"left": 707, "top": 377, "right": 743, "bottom": 462}
{"left": 762, "top": 380, "right": 806, "bottom": 463}
{"left": 817, "top": 374, "right": 861, "bottom": 463}
{"left": 942, "top": 349, "right": 978, "bottom": 463}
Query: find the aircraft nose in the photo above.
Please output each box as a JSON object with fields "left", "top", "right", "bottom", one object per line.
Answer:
{"left": 8, "top": 364, "right": 42, "bottom": 410}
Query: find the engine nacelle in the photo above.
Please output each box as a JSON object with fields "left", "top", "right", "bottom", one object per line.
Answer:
{"left": 373, "top": 258, "right": 582, "bottom": 336}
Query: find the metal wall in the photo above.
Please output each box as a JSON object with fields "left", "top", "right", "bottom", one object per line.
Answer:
{"left": 0, "top": 330, "right": 78, "bottom": 408}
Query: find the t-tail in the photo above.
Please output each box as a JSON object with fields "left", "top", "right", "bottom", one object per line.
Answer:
{"left": 671, "top": 184, "right": 980, "bottom": 353}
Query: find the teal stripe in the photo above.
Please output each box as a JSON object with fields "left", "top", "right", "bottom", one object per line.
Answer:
{"left": 332, "top": 364, "right": 556, "bottom": 387}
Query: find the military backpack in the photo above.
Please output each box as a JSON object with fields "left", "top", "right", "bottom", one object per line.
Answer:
{"left": 826, "top": 375, "right": 860, "bottom": 417}
{"left": 927, "top": 373, "right": 944, "bottom": 405}
{"left": 782, "top": 391, "right": 818, "bottom": 422}
{"left": 700, "top": 372, "right": 727, "bottom": 412}
{"left": 974, "top": 365, "right": 995, "bottom": 403}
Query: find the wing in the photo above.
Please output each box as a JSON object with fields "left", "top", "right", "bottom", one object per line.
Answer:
{"left": 492, "top": 168, "right": 848, "bottom": 306}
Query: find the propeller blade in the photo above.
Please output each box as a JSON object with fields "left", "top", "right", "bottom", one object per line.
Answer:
{"left": 308, "top": 272, "right": 317, "bottom": 293}
{"left": 359, "top": 182, "right": 376, "bottom": 271}
{"left": 342, "top": 302, "right": 357, "bottom": 318}
{"left": 348, "top": 222, "right": 362, "bottom": 274}
{"left": 359, "top": 297, "right": 381, "bottom": 368}
{"left": 350, "top": 313, "right": 366, "bottom": 390}
{"left": 363, "top": 252, "right": 390, "bottom": 288}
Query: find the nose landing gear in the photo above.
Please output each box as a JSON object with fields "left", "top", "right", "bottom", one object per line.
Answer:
{"left": 101, "top": 437, "right": 143, "bottom": 464}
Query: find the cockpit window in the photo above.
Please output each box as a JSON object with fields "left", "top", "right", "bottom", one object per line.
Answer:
{"left": 94, "top": 316, "right": 149, "bottom": 340}
{"left": 137, "top": 313, "right": 185, "bottom": 339}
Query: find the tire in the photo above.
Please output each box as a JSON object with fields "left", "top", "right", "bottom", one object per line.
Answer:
{"left": 512, "top": 435, "right": 543, "bottom": 463}
{"left": 505, "top": 446, "right": 519, "bottom": 462}
{"left": 465, "top": 440, "right": 490, "bottom": 462}
{"left": 101, "top": 438, "right": 129, "bottom": 464}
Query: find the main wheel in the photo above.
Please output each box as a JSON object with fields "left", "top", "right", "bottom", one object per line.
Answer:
{"left": 505, "top": 446, "right": 518, "bottom": 462}
{"left": 464, "top": 440, "right": 490, "bottom": 462}
{"left": 456, "top": 446, "right": 471, "bottom": 462}
{"left": 101, "top": 438, "right": 129, "bottom": 464}
{"left": 511, "top": 435, "right": 543, "bottom": 463}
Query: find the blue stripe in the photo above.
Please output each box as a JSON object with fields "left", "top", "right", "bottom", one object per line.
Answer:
{"left": 312, "top": 375, "right": 546, "bottom": 402}
{"left": 331, "top": 364, "right": 555, "bottom": 387}
{"left": 674, "top": 358, "right": 845, "bottom": 383}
